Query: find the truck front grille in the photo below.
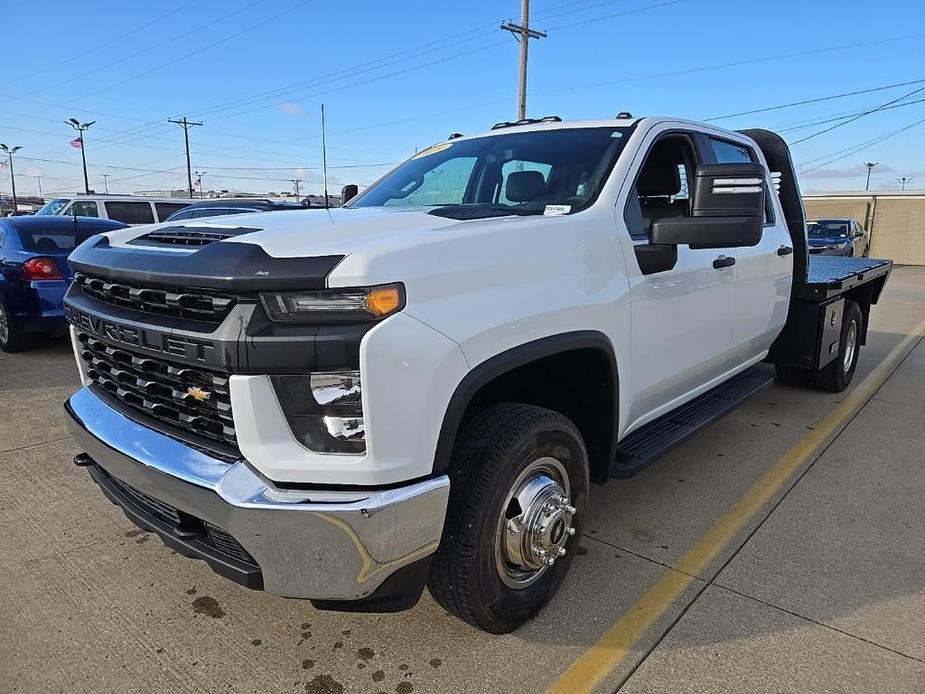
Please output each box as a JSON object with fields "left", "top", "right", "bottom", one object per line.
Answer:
{"left": 76, "top": 332, "right": 237, "bottom": 449}
{"left": 74, "top": 272, "right": 236, "bottom": 323}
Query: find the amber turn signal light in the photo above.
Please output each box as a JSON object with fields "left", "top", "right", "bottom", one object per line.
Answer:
{"left": 366, "top": 285, "right": 403, "bottom": 318}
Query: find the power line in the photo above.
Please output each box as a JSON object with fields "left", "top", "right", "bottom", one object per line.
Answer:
{"left": 789, "top": 84, "right": 925, "bottom": 145}
{"left": 10, "top": 1, "right": 200, "bottom": 87}
{"left": 798, "top": 114, "right": 925, "bottom": 174}
{"left": 60, "top": 1, "right": 312, "bottom": 106}
{"left": 24, "top": 0, "right": 275, "bottom": 98}
{"left": 705, "top": 77, "right": 925, "bottom": 121}
{"left": 546, "top": 0, "right": 685, "bottom": 31}
{"left": 530, "top": 32, "right": 925, "bottom": 98}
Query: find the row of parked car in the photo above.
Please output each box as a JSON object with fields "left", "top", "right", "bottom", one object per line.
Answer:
{"left": 0, "top": 189, "right": 870, "bottom": 353}
{"left": 0, "top": 196, "right": 318, "bottom": 352}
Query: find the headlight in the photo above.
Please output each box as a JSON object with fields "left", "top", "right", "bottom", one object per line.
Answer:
{"left": 260, "top": 284, "right": 404, "bottom": 323}
{"left": 271, "top": 371, "right": 366, "bottom": 454}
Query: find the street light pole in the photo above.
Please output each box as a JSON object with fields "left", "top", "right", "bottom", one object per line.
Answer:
{"left": 66, "top": 118, "right": 95, "bottom": 194}
{"left": 864, "top": 161, "right": 878, "bottom": 191}
{"left": 102, "top": 174, "right": 110, "bottom": 194}
{"left": 896, "top": 176, "right": 914, "bottom": 191}
{"left": 0, "top": 144, "right": 22, "bottom": 214}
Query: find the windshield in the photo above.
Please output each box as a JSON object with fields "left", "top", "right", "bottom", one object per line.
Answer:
{"left": 349, "top": 126, "right": 630, "bottom": 217}
{"left": 808, "top": 220, "right": 849, "bottom": 238}
{"left": 35, "top": 198, "right": 72, "bottom": 215}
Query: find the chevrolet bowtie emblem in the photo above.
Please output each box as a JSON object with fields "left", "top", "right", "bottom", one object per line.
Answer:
{"left": 186, "top": 386, "right": 211, "bottom": 401}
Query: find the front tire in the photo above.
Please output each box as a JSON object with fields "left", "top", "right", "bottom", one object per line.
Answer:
{"left": 427, "top": 403, "right": 589, "bottom": 633}
{"left": 817, "top": 300, "right": 862, "bottom": 392}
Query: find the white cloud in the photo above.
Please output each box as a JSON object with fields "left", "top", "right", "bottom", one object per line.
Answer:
{"left": 278, "top": 102, "right": 304, "bottom": 116}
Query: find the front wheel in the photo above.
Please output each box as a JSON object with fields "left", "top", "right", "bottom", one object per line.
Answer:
{"left": 427, "top": 403, "right": 589, "bottom": 633}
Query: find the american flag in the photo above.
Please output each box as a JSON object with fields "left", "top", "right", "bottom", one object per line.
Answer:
{"left": 69, "top": 138, "right": 82, "bottom": 149}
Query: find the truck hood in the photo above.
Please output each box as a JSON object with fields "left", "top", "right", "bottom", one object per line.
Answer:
{"left": 68, "top": 206, "right": 537, "bottom": 291}
{"left": 101, "top": 207, "right": 471, "bottom": 257}
{"left": 808, "top": 235, "right": 850, "bottom": 247}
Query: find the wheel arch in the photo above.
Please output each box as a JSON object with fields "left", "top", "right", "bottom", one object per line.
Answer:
{"left": 432, "top": 331, "right": 619, "bottom": 484}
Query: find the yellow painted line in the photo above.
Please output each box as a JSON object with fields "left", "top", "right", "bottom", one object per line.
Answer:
{"left": 549, "top": 315, "right": 925, "bottom": 694}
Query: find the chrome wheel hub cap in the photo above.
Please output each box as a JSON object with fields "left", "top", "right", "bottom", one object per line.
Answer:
{"left": 843, "top": 320, "right": 857, "bottom": 374}
{"left": 496, "top": 457, "right": 575, "bottom": 589}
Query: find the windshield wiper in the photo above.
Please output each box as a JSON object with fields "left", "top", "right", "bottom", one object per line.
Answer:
{"left": 427, "top": 204, "right": 535, "bottom": 220}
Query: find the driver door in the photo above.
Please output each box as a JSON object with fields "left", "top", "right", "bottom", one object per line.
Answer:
{"left": 620, "top": 131, "right": 738, "bottom": 433}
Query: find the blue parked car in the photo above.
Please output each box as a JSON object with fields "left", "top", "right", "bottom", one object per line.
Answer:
{"left": 807, "top": 218, "right": 870, "bottom": 257}
{"left": 0, "top": 215, "right": 128, "bottom": 352}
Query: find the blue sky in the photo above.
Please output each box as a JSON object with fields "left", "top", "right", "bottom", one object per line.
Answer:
{"left": 2, "top": 0, "right": 924, "bottom": 198}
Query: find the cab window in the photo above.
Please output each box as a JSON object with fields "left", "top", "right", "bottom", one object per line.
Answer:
{"left": 104, "top": 201, "right": 155, "bottom": 224}
{"left": 67, "top": 200, "right": 99, "bottom": 217}
{"left": 625, "top": 134, "right": 697, "bottom": 238}
{"left": 709, "top": 136, "right": 774, "bottom": 224}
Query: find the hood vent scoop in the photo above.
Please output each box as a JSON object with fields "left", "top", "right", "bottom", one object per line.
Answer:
{"left": 129, "top": 225, "right": 262, "bottom": 248}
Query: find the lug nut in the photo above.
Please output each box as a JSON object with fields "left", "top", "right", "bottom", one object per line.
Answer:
{"left": 543, "top": 557, "right": 556, "bottom": 566}
{"left": 567, "top": 527, "right": 576, "bottom": 536}
{"left": 557, "top": 547, "right": 567, "bottom": 556}
{"left": 565, "top": 505, "right": 577, "bottom": 515}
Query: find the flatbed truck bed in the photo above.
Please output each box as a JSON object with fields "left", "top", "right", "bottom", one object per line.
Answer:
{"left": 794, "top": 256, "right": 893, "bottom": 301}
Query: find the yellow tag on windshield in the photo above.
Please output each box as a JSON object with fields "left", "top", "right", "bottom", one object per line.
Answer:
{"left": 412, "top": 142, "right": 454, "bottom": 159}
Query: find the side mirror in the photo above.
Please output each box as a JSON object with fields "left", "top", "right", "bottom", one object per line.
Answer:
{"left": 651, "top": 162, "right": 765, "bottom": 249}
{"left": 853, "top": 228, "right": 864, "bottom": 238}
{"left": 341, "top": 184, "right": 359, "bottom": 205}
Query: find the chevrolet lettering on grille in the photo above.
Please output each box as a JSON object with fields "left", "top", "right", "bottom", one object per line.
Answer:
{"left": 64, "top": 305, "right": 215, "bottom": 362}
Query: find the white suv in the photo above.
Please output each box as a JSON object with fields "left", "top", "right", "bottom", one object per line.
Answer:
{"left": 36, "top": 195, "right": 191, "bottom": 225}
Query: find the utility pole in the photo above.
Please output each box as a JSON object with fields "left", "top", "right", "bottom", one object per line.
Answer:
{"left": 168, "top": 117, "right": 203, "bottom": 198}
{"left": 66, "top": 118, "right": 94, "bottom": 194}
{"left": 291, "top": 178, "right": 302, "bottom": 199}
{"left": 896, "top": 176, "right": 914, "bottom": 191}
{"left": 321, "top": 104, "right": 329, "bottom": 208}
{"left": 102, "top": 174, "right": 111, "bottom": 194}
{"left": 501, "top": 0, "right": 546, "bottom": 120}
{"left": 0, "top": 144, "right": 22, "bottom": 214}
{"left": 864, "top": 162, "right": 878, "bottom": 191}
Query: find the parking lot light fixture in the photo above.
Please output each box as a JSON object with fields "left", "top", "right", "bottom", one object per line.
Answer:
{"left": 65, "top": 119, "right": 95, "bottom": 194}
{"left": 0, "top": 144, "right": 22, "bottom": 215}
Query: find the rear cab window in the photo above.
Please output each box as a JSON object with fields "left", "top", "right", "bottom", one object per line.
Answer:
{"left": 707, "top": 136, "right": 775, "bottom": 224}
{"left": 104, "top": 201, "right": 155, "bottom": 224}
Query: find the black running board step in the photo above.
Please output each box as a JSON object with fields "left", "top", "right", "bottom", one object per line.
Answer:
{"left": 612, "top": 366, "right": 773, "bottom": 478}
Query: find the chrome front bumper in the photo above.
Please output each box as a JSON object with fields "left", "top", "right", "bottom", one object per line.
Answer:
{"left": 65, "top": 387, "right": 449, "bottom": 602}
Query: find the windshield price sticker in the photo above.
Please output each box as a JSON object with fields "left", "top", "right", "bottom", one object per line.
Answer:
{"left": 411, "top": 142, "right": 454, "bottom": 159}
{"left": 543, "top": 205, "right": 571, "bottom": 216}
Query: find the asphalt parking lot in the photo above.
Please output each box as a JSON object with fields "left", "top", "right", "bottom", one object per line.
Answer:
{"left": 2, "top": 266, "right": 924, "bottom": 694}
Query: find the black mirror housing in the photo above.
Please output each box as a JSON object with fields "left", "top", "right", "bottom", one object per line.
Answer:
{"left": 649, "top": 162, "right": 765, "bottom": 249}
{"left": 341, "top": 184, "right": 359, "bottom": 204}
{"left": 692, "top": 162, "right": 765, "bottom": 219}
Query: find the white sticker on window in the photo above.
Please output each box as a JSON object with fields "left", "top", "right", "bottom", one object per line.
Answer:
{"left": 543, "top": 204, "right": 571, "bottom": 216}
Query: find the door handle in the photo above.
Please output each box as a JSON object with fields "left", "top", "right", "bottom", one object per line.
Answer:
{"left": 713, "top": 256, "right": 736, "bottom": 269}
{"left": 777, "top": 245, "right": 794, "bottom": 256}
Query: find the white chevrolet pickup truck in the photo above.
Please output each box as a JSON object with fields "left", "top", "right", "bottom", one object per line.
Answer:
{"left": 63, "top": 115, "right": 892, "bottom": 633}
